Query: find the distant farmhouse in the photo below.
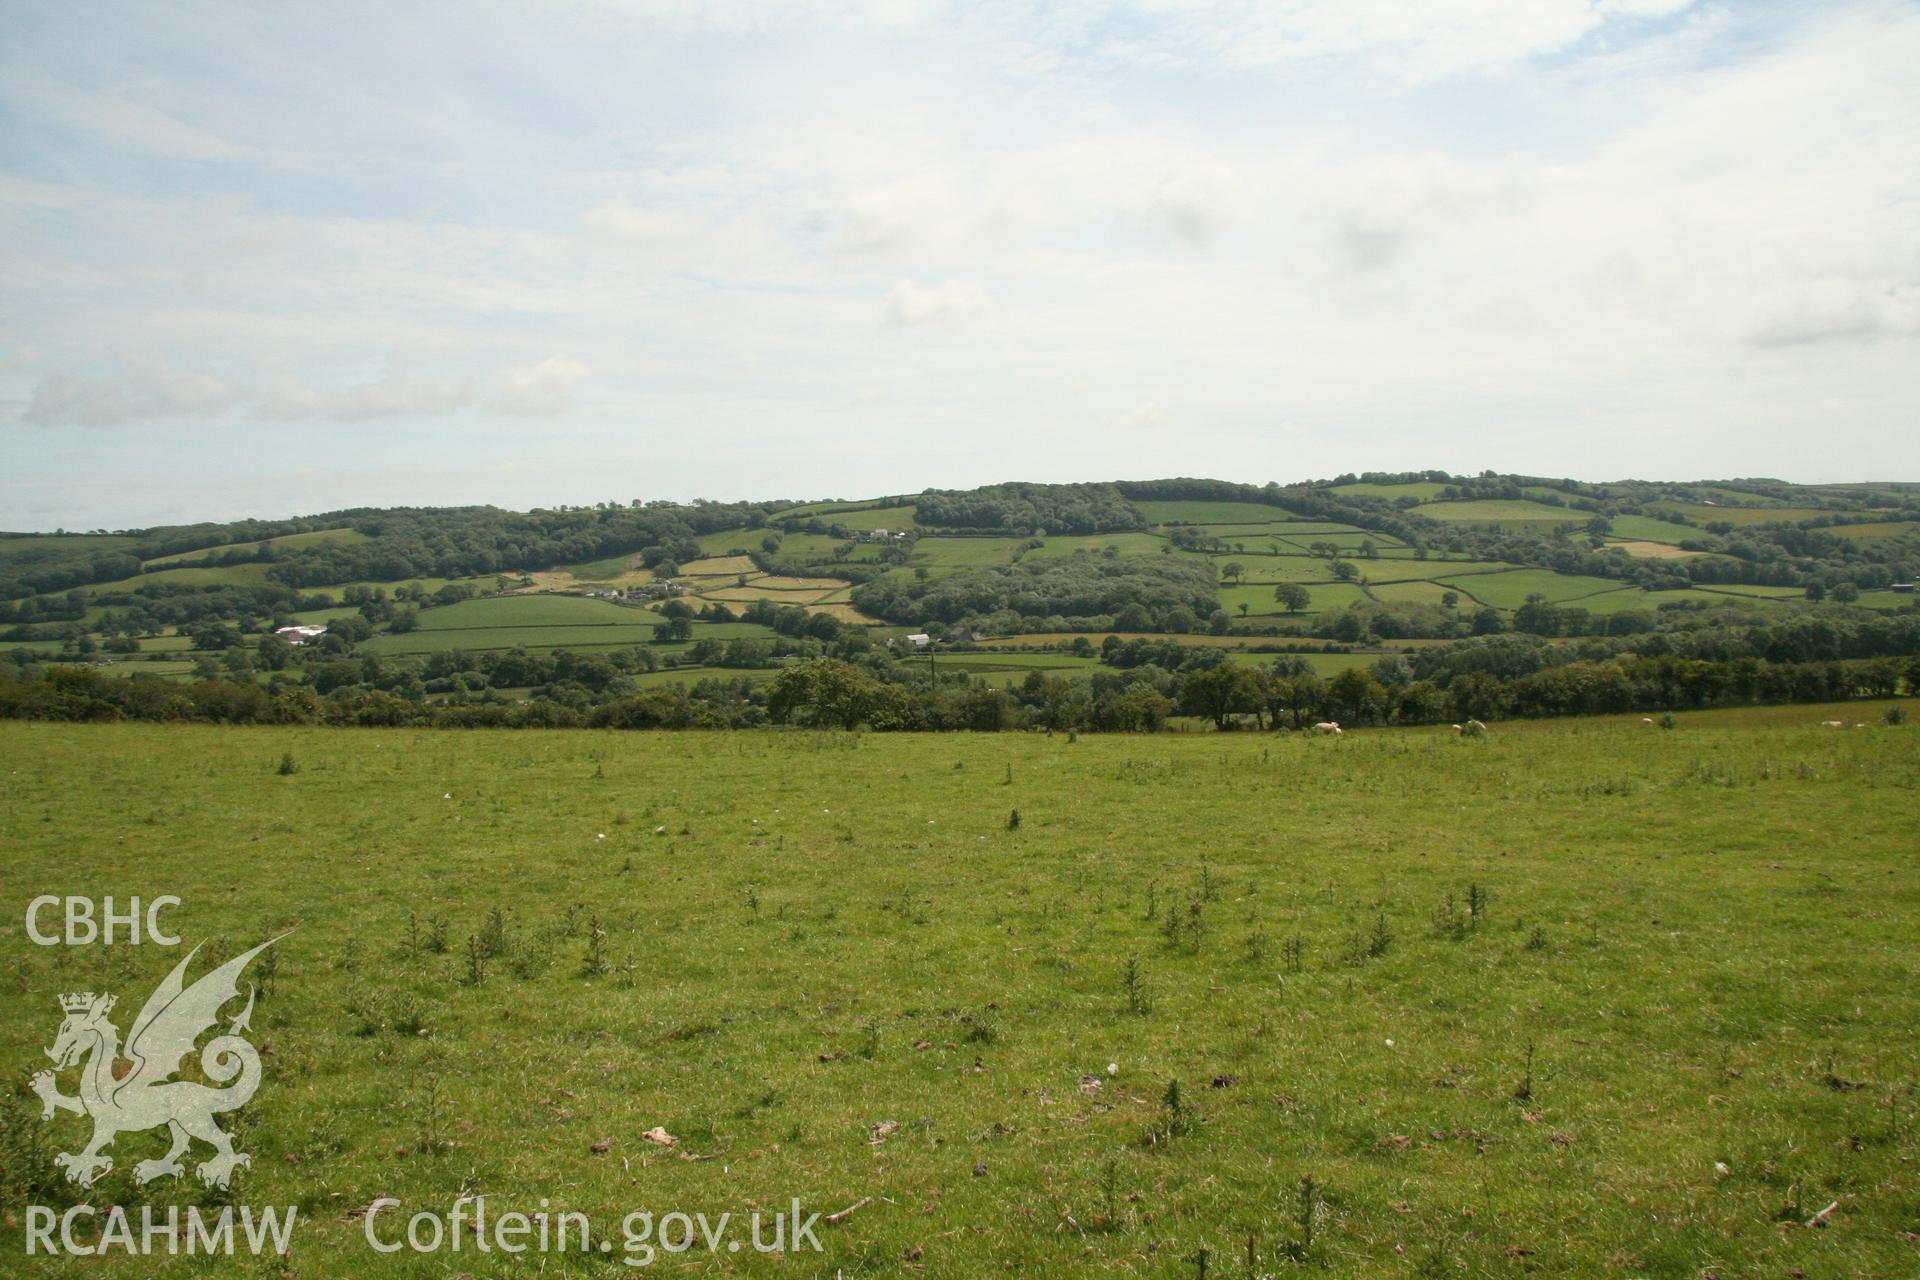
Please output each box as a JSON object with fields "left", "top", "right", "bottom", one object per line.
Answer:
{"left": 272, "top": 624, "right": 328, "bottom": 645}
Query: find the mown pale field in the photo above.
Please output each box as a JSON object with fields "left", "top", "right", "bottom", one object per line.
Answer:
{"left": 1, "top": 709, "right": 1916, "bottom": 1278}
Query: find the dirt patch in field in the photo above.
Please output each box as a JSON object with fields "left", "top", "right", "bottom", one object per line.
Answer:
{"left": 810, "top": 602, "right": 883, "bottom": 624}
{"left": 701, "top": 586, "right": 837, "bottom": 605}
{"left": 1607, "top": 540, "right": 1704, "bottom": 560}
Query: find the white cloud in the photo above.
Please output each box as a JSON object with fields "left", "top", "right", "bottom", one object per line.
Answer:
{"left": 0, "top": 73, "right": 258, "bottom": 162}
{"left": 881, "top": 278, "right": 993, "bottom": 328}
{"left": 23, "top": 362, "right": 250, "bottom": 427}
{"left": 255, "top": 373, "right": 473, "bottom": 422}
{"left": 493, "top": 357, "right": 590, "bottom": 416}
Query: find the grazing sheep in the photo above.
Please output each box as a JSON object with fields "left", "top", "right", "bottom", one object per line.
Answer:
{"left": 1642, "top": 717, "right": 1655, "bottom": 725}
{"left": 1463, "top": 719, "right": 1488, "bottom": 737}
{"left": 1820, "top": 720, "right": 1845, "bottom": 728}
{"left": 1312, "top": 721, "right": 1342, "bottom": 735}
{"left": 1450, "top": 723, "right": 1463, "bottom": 734}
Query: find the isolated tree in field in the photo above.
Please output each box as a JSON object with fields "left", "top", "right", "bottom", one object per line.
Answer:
{"left": 1359, "top": 539, "right": 1377, "bottom": 558}
{"left": 1238, "top": 602, "right": 1249, "bottom": 617}
{"left": 1448, "top": 672, "right": 1510, "bottom": 723}
{"left": 1180, "top": 663, "right": 1253, "bottom": 730}
{"left": 1329, "top": 560, "right": 1359, "bottom": 582}
{"left": 1223, "top": 561, "right": 1245, "bottom": 584}
{"left": 1805, "top": 581, "right": 1827, "bottom": 601}
{"left": 767, "top": 658, "right": 887, "bottom": 730}
{"left": 1327, "top": 667, "right": 1387, "bottom": 724}
{"left": 1273, "top": 584, "right": 1310, "bottom": 613}
{"left": 1831, "top": 581, "right": 1860, "bottom": 603}
{"left": 1441, "top": 591, "right": 1459, "bottom": 609}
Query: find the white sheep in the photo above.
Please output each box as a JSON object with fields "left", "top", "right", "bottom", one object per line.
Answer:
{"left": 1312, "top": 721, "right": 1342, "bottom": 735}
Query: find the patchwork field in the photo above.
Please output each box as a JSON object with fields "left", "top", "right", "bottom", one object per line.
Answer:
{"left": 1649, "top": 503, "right": 1836, "bottom": 527}
{"left": 143, "top": 528, "right": 371, "bottom": 567}
{"left": 1607, "top": 514, "right": 1710, "bottom": 545}
{"left": 358, "top": 595, "right": 668, "bottom": 655}
{"left": 1608, "top": 539, "right": 1706, "bottom": 559}
{"left": 1414, "top": 500, "right": 1590, "bottom": 528}
{"left": 1431, "top": 569, "right": 1626, "bottom": 608}
{"left": 1, "top": 713, "right": 1914, "bottom": 1278}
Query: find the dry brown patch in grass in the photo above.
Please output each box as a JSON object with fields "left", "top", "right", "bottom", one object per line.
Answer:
{"left": 701, "top": 586, "right": 836, "bottom": 605}
{"left": 1607, "top": 540, "right": 1704, "bottom": 560}
{"left": 811, "top": 602, "right": 883, "bottom": 624}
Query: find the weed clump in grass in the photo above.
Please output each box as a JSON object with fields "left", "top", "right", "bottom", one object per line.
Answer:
{"left": 1122, "top": 956, "right": 1151, "bottom": 1016}
{"left": 1007, "top": 808, "right": 1021, "bottom": 830}
{"left": 1143, "top": 1079, "right": 1194, "bottom": 1147}
{"left": 1278, "top": 1174, "right": 1320, "bottom": 1263}
{"left": 581, "top": 913, "right": 609, "bottom": 978}
{"left": 275, "top": 752, "right": 298, "bottom": 776}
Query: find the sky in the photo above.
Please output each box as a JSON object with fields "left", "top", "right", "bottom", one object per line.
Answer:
{"left": 1, "top": 0, "right": 1916, "bottom": 531}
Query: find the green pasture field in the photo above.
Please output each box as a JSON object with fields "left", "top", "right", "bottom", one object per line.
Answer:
{"left": 1202, "top": 524, "right": 1403, "bottom": 546}
{"left": 359, "top": 625, "right": 661, "bottom": 656}
{"left": 1608, "top": 514, "right": 1709, "bottom": 544}
{"left": 1430, "top": 569, "right": 1626, "bottom": 609}
{"left": 1022, "top": 532, "right": 1169, "bottom": 559}
{"left": 749, "top": 531, "right": 885, "bottom": 564}
{"left": 355, "top": 595, "right": 670, "bottom": 655}
{"left": 412, "top": 595, "right": 662, "bottom": 631}
{"left": 1413, "top": 500, "right": 1589, "bottom": 528}
{"left": 1648, "top": 503, "right": 1833, "bottom": 527}
{"left": 1825, "top": 521, "right": 1920, "bottom": 543}
{"left": 93, "top": 659, "right": 199, "bottom": 679}
{"left": 800, "top": 505, "right": 916, "bottom": 532}
{"left": 91, "top": 562, "right": 279, "bottom": 592}
{"left": 1328, "top": 481, "right": 1451, "bottom": 500}
{"left": 1217, "top": 582, "right": 1370, "bottom": 617}
{"left": 1219, "top": 556, "right": 1347, "bottom": 584}
{"left": 777, "top": 498, "right": 908, "bottom": 521}
{"left": 143, "top": 528, "right": 371, "bottom": 567}
{"left": 1, "top": 711, "right": 1914, "bottom": 1278}
{"left": 1363, "top": 560, "right": 1517, "bottom": 582}
{"left": 909, "top": 537, "right": 1040, "bottom": 567}
{"left": 1569, "top": 588, "right": 1786, "bottom": 615}
{"left": 694, "top": 528, "right": 772, "bottom": 558}
{"left": 1365, "top": 579, "right": 1462, "bottom": 606}
{"left": 1133, "top": 500, "right": 1298, "bottom": 524}
{"left": 1694, "top": 585, "right": 1808, "bottom": 600}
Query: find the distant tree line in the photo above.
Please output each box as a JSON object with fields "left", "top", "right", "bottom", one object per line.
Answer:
{"left": 4, "top": 643, "right": 1909, "bottom": 733}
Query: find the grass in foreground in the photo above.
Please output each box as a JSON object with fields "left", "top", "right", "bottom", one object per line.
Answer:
{"left": 0, "top": 709, "right": 1916, "bottom": 1277}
